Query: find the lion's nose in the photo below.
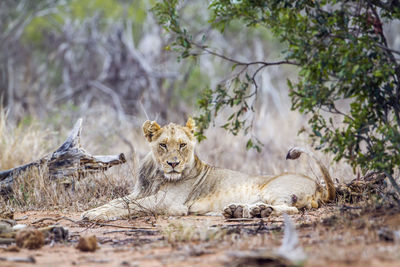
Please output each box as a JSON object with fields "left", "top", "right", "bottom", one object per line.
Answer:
{"left": 167, "top": 161, "right": 180, "bottom": 168}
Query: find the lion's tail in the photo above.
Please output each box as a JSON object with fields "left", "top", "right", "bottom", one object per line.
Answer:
{"left": 286, "top": 147, "right": 336, "bottom": 202}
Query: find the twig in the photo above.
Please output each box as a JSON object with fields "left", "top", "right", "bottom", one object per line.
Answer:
{"left": 0, "top": 256, "right": 36, "bottom": 263}
{"left": 32, "top": 216, "right": 78, "bottom": 224}
{"left": 375, "top": 43, "right": 400, "bottom": 56}
{"left": 339, "top": 205, "right": 363, "bottom": 210}
{"left": 0, "top": 238, "right": 15, "bottom": 245}
{"left": 31, "top": 216, "right": 155, "bottom": 230}
{"left": 369, "top": 5, "right": 400, "bottom": 74}
{"left": 224, "top": 218, "right": 256, "bottom": 222}
{"left": 193, "top": 42, "right": 297, "bottom": 67}
{"left": 15, "top": 215, "right": 28, "bottom": 221}
{"left": 384, "top": 171, "right": 400, "bottom": 205}
{"left": 221, "top": 223, "right": 263, "bottom": 227}
{"left": 211, "top": 222, "right": 281, "bottom": 230}
{"left": 102, "top": 229, "right": 159, "bottom": 234}
{"left": 81, "top": 221, "right": 156, "bottom": 230}
{"left": 87, "top": 259, "right": 110, "bottom": 264}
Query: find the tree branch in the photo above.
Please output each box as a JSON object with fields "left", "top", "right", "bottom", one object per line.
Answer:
{"left": 369, "top": 0, "right": 400, "bottom": 12}
{"left": 375, "top": 43, "right": 400, "bottom": 56}
{"left": 384, "top": 171, "right": 400, "bottom": 204}
{"left": 192, "top": 42, "right": 298, "bottom": 67}
{"left": 369, "top": 5, "right": 400, "bottom": 77}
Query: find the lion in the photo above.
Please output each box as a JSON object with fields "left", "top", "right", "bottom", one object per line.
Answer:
{"left": 81, "top": 118, "right": 335, "bottom": 221}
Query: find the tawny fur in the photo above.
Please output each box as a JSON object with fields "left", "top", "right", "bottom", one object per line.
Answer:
{"left": 81, "top": 119, "right": 335, "bottom": 221}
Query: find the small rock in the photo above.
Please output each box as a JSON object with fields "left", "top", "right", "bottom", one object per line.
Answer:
{"left": 322, "top": 215, "right": 338, "bottom": 227}
{"left": 16, "top": 229, "right": 45, "bottom": 249}
{"left": 40, "top": 225, "right": 69, "bottom": 243}
{"left": 76, "top": 235, "right": 99, "bottom": 252}
{"left": 378, "top": 228, "right": 400, "bottom": 242}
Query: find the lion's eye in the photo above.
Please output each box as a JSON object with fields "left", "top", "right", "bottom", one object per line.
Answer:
{"left": 180, "top": 143, "right": 186, "bottom": 149}
{"left": 159, "top": 143, "right": 167, "bottom": 149}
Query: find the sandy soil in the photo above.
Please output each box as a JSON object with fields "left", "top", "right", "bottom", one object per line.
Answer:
{"left": 1, "top": 205, "right": 400, "bottom": 267}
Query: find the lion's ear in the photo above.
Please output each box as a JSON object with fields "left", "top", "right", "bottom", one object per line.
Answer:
{"left": 142, "top": 120, "right": 161, "bottom": 142}
{"left": 186, "top": 117, "right": 195, "bottom": 134}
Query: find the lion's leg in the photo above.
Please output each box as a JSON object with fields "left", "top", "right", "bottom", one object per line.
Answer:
{"left": 81, "top": 194, "right": 136, "bottom": 221}
{"left": 222, "top": 203, "right": 251, "bottom": 219}
{"left": 82, "top": 191, "right": 189, "bottom": 221}
{"left": 269, "top": 204, "right": 299, "bottom": 215}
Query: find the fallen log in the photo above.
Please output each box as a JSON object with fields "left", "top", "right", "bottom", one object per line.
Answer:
{"left": 0, "top": 118, "right": 126, "bottom": 194}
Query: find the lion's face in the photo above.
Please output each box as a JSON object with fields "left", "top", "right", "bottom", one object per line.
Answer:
{"left": 142, "top": 118, "right": 196, "bottom": 181}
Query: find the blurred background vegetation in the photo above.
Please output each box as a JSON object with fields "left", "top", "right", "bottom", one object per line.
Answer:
{"left": 0, "top": 0, "right": 291, "bottom": 124}
{"left": 0, "top": 0, "right": 295, "bottom": 157}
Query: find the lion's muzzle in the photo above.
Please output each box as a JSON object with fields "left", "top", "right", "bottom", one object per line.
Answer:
{"left": 167, "top": 161, "right": 180, "bottom": 168}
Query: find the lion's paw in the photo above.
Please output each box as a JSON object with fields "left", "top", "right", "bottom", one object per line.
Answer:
{"left": 249, "top": 203, "right": 273, "bottom": 218}
{"left": 222, "top": 203, "right": 249, "bottom": 219}
{"left": 81, "top": 209, "right": 109, "bottom": 221}
{"left": 81, "top": 205, "right": 126, "bottom": 221}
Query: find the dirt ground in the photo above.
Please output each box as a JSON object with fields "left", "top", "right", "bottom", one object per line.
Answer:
{"left": 1, "top": 205, "right": 400, "bottom": 267}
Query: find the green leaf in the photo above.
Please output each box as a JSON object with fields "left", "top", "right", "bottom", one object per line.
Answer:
{"left": 246, "top": 139, "right": 253, "bottom": 150}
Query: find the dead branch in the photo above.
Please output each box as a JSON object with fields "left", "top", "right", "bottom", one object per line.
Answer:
{"left": 15, "top": 216, "right": 28, "bottom": 221}
{"left": 31, "top": 217, "right": 79, "bottom": 225}
{"left": 0, "top": 256, "right": 36, "bottom": 263}
{"left": 102, "top": 229, "right": 159, "bottom": 235}
{"left": 81, "top": 221, "right": 156, "bottom": 230}
{"left": 224, "top": 218, "right": 256, "bottom": 222}
{"left": 0, "top": 118, "right": 126, "bottom": 194}
{"left": 31, "top": 216, "right": 155, "bottom": 231}
{"left": 0, "top": 238, "right": 15, "bottom": 245}
{"left": 87, "top": 259, "right": 110, "bottom": 264}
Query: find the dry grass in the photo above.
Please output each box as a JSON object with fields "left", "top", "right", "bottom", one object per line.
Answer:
{"left": 0, "top": 109, "right": 53, "bottom": 170}
{"left": 3, "top": 165, "right": 134, "bottom": 212}
{"left": 162, "top": 220, "right": 227, "bottom": 243}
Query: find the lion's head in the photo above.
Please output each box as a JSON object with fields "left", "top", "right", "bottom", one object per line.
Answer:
{"left": 142, "top": 118, "right": 196, "bottom": 181}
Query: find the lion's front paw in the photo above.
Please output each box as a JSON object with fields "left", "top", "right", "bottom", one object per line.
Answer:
{"left": 81, "top": 208, "right": 109, "bottom": 221}
{"left": 249, "top": 203, "right": 273, "bottom": 218}
{"left": 81, "top": 205, "right": 127, "bottom": 221}
{"left": 222, "top": 203, "right": 249, "bottom": 219}
{"left": 167, "top": 205, "right": 189, "bottom": 216}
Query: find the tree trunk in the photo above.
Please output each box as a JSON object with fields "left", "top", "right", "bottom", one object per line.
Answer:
{"left": 0, "top": 118, "right": 126, "bottom": 194}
